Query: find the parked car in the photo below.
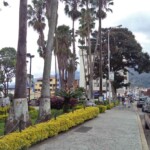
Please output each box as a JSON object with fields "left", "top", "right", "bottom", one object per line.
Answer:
{"left": 142, "top": 98, "right": 150, "bottom": 112}
{"left": 137, "top": 96, "right": 148, "bottom": 108}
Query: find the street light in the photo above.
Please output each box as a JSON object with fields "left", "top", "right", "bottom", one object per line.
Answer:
{"left": 26, "top": 53, "right": 34, "bottom": 101}
{"left": 107, "top": 25, "right": 122, "bottom": 103}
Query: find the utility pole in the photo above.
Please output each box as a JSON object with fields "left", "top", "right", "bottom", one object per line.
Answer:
{"left": 26, "top": 53, "right": 34, "bottom": 101}
{"left": 107, "top": 25, "right": 122, "bottom": 103}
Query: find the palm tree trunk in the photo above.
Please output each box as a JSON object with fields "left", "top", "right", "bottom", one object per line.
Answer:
{"left": 72, "top": 19, "right": 76, "bottom": 84}
{"left": 55, "top": 54, "right": 57, "bottom": 91}
{"left": 86, "top": 1, "right": 93, "bottom": 99}
{"left": 81, "top": 48, "right": 88, "bottom": 98}
{"left": 98, "top": 0, "right": 103, "bottom": 97}
{"left": 38, "top": 0, "right": 58, "bottom": 122}
{"left": 5, "top": 0, "right": 31, "bottom": 134}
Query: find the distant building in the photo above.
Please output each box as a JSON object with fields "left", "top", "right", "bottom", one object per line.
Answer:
{"left": 34, "top": 76, "right": 59, "bottom": 98}
{"left": 79, "top": 49, "right": 129, "bottom": 98}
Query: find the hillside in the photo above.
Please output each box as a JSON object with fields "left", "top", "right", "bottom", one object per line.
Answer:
{"left": 129, "top": 69, "right": 150, "bottom": 88}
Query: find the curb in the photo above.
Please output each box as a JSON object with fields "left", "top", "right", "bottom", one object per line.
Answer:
{"left": 134, "top": 104, "right": 149, "bottom": 150}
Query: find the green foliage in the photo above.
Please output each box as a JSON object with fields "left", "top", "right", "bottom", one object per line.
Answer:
{"left": 74, "top": 104, "right": 84, "bottom": 110}
{"left": 106, "top": 103, "right": 114, "bottom": 110}
{"left": 93, "top": 28, "right": 150, "bottom": 90}
{"left": 97, "top": 105, "right": 107, "bottom": 113}
{"left": 56, "top": 89, "right": 83, "bottom": 99}
{"left": 0, "top": 106, "right": 10, "bottom": 115}
{"left": 0, "top": 47, "right": 16, "bottom": 96}
{"left": 113, "top": 100, "right": 120, "bottom": 106}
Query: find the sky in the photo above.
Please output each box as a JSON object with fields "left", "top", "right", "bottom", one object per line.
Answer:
{"left": 0, "top": 0, "right": 150, "bottom": 79}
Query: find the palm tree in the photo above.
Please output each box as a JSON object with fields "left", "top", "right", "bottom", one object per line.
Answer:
{"left": 78, "top": 0, "right": 113, "bottom": 99}
{"left": 55, "top": 25, "right": 72, "bottom": 89}
{"left": 77, "top": 1, "right": 96, "bottom": 99}
{"left": 95, "top": 0, "right": 113, "bottom": 97}
{"left": 28, "top": 0, "right": 46, "bottom": 58}
{"left": 62, "top": 0, "right": 81, "bottom": 85}
{"left": 38, "top": 0, "right": 58, "bottom": 122}
{"left": 5, "top": 0, "right": 31, "bottom": 133}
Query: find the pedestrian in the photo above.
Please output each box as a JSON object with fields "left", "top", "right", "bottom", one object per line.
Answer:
{"left": 124, "top": 96, "right": 128, "bottom": 108}
{"left": 122, "top": 96, "right": 125, "bottom": 106}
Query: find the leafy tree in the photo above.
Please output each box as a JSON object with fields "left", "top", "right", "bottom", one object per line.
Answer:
{"left": 93, "top": 28, "right": 150, "bottom": 95}
{"left": 0, "top": 47, "right": 16, "bottom": 97}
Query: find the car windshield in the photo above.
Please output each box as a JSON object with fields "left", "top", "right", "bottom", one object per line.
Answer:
{"left": 139, "top": 97, "right": 147, "bottom": 101}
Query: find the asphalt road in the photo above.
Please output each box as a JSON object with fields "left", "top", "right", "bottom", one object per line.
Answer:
{"left": 137, "top": 107, "right": 150, "bottom": 149}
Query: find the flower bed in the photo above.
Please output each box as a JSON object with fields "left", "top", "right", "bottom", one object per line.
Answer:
{"left": 0, "top": 107, "right": 99, "bottom": 150}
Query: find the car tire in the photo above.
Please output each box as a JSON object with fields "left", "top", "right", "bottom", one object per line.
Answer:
{"left": 145, "top": 122, "right": 149, "bottom": 129}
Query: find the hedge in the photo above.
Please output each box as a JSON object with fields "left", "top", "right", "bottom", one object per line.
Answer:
{"left": 97, "top": 105, "right": 107, "bottom": 113}
{"left": 0, "top": 107, "right": 99, "bottom": 150}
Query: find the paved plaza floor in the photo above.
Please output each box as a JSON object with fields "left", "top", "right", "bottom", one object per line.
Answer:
{"left": 29, "top": 104, "right": 149, "bottom": 150}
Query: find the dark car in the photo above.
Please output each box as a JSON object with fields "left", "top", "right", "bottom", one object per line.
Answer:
{"left": 137, "top": 96, "right": 148, "bottom": 108}
{"left": 93, "top": 91, "right": 100, "bottom": 99}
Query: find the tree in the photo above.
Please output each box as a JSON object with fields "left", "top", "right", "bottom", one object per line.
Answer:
{"left": 93, "top": 28, "right": 150, "bottom": 96}
{"left": 77, "top": 0, "right": 113, "bottom": 99}
{"left": 27, "top": 0, "right": 46, "bottom": 58}
{"left": 0, "top": 47, "right": 16, "bottom": 97}
{"left": 5, "top": 0, "right": 31, "bottom": 134}
{"left": 63, "top": 0, "right": 81, "bottom": 84}
{"left": 54, "top": 25, "right": 72, "bottom": 89}
{"left": 38, "top": 0, "right": 58, "bottom": 122}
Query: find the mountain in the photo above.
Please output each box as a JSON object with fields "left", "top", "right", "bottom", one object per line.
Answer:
{"left": 129, "top": 68, "right": 150, "bottom": 88}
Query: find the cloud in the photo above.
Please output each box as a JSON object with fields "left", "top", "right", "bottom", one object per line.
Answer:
{"left": 119, "top": 12, "right": 150, "bottom": 37}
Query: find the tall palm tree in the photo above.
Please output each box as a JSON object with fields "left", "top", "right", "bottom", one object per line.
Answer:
{"left": 55, "top": 25, "right": 72, "bottom": 89}
{"left": 28, "top": 0, "right": 46, "bottom": 58}
{"left": 63, "top": 0, "right": 81, "bottom": 86}
{"left": 38, "top": 0, "right": 58, "bottom": 122}
{"left": 77, "top": 0, "right": 96, "bottom": 99}
{"left": 78, "top": 0, "right": 113, "bottom": 99}
{"left": 5, "top": 0, "right": 30, "bottom": 133}
{"left": 95, "top": 0, "right": 113, "bottom": 97}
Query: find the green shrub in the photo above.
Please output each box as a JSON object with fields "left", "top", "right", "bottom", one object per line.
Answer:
{"left": 0, "top": 114, "right": 8, "bottom": 121}
{"left": 0, "top": 106, "right": 10, "bottom": 115}
{"left": 97, "top": 105, "right": 107, "bottom": 113}
{"left": 28, "top": 106, "right": 36, "bottom": 111}
{"left": 113, "top": 100, "right": 120, "bottom": 106}
{"left": 106, "top": 103, "right": 114, "bottom": 110}
{"left": 74, "top": 105, "right": 84, "bottom": 110}
{"left": 29, "top": 110, "right": 38, "bottom": 120}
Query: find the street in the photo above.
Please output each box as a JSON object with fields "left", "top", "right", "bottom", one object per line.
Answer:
{"left": 137, "top": 107, "right": 150, "bottom": 149}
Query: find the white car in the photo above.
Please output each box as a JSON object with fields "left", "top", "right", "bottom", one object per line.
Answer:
{"left": 142, "top": 98, "right": 150, "bottom": 112}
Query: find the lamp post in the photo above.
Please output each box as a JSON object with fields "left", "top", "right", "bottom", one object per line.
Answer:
{"left": 26, "top": 53, "right": 34, "bottom": 101}
{"left": 107, "top": 25, "right": 122, "bottom": 103}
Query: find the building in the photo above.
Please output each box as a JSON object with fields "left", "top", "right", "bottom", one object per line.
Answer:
{"left": 79, "top": 50, "right": 107, "bottom": 97}
{"left": 79, "top": 49, "right": 129, "bottom": 99}
{"left": 34, "top": 76, "right": 59, "bottom": 98}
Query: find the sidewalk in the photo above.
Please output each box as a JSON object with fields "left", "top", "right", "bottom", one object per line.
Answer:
{"left": 29, "top": 104, "right": 149, "bottom": 150}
